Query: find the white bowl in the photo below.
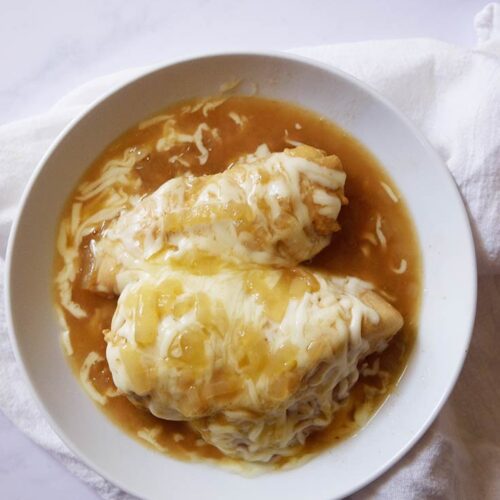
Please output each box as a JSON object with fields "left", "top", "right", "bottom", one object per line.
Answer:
{"left": 5, "top": 52, "right": 476, "bottom": 499}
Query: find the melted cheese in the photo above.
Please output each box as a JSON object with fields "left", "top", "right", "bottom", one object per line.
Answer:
{"left": 104, "top": 386, "right": 122, "bottom": 397}
{"left": 202, "top": 98, "right": 227, "bottom": 117}
{"left": 228, "top": 111, "right": 247, "bottom": 127}
{"left": 137, "top": 426, "right": 166, "bottom": 452}
{"left": 380, "top": 181, "right": 399, "bottom": 203}
{"left": 56, "top": 147, "right": 144, "bottom": 316}
{"left": 106, "top": 265, "right": 402, "bottom": 461}
{"left": 168, "top": 154, "right": 190, "bottom": 167}
{"left": 54, "top": 306, "right": 73, "bottom": 355}
{"left": 375, "top": 214, "right": 387, "bottom": 249}
{"left": 90, "top": 146, "right": 347, "bottom": 294}
{"left": 77, "top": 148, "right": 147, "bottom": 201}
{"left": 61, "top": 330, "right": 73, "bottom": 356}
{"left": 192, "top": 123, "right": 211, "bottom": 164}
{"left": 138, "top": 114, "right": 174, "bottom": 130}
{"left": 392, "top": 258, "right": 408, "bottom": 274}
{"left": 80, "top": 352, "right": 108, "bottom": 405}
{"left": 156, "top": 120, "right": 217, "bottom": 165}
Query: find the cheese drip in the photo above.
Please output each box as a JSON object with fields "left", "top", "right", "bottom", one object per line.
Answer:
{"left": 88, "top": 146, "right": 347, "bottom": 294}
{"left": 55, "top": 147, "right": 146, "bottom": 317}
{"left": 105, "top": 264, "right": 402, "bottom": 462}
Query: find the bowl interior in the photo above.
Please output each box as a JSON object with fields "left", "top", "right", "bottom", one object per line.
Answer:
{"left": 6, "top": 53, "right": 476, "bottom": 500}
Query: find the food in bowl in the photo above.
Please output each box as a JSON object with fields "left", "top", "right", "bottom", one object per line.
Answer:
{"left": 53, "top": 88, "right": 421, "bottom": 469}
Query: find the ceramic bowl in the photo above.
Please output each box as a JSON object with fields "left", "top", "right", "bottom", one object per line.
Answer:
{"left": 6, "top": 52, "right": 477, "bottom": 499}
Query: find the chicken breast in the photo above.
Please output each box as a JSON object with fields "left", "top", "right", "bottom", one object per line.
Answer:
{"left": 105, "top": 263, "right": 403, "bottom": 462}
{"left": 87, "top": 146, "right": 347, "bottom": 295}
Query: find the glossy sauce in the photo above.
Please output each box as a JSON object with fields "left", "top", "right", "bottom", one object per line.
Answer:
{"left": 54, "top": 95, "right": 421, "bottom": 469}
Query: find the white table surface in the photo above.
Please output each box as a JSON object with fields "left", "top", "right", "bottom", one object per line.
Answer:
{"left": 0, "top": 0, "right": 486, "bottom": 498}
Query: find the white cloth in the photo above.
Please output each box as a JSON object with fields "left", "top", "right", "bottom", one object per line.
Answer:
{"left": 1, "top": 3, "right": 500, "bottom": 499}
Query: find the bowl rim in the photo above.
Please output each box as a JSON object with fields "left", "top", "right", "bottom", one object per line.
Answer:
{"left": 5, "top": 49, "right": 477, "bottom": 499}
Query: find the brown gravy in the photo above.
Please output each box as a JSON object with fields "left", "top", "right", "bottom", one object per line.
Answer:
{"left": 54, "top": 95, "right": 421, "bottom": 468}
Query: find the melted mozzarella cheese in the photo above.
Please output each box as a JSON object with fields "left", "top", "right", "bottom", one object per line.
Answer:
{"left": 55, "top": 147, "right": 146, "bottom": 316}
{"left": 80, "top": 352, "right": 108, "bottom": 405}
{"left": 90, "top": 146, "right": 347, "bottom": 294}
{"left": 106, "top": 264, "right": 402, "bottom": 461}
{"left": 156, "top": 119, "right": 219, "bottom": 165}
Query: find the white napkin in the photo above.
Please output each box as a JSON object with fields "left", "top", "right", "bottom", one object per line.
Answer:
{"left": 1, "top": 3, "right": 500, "bottom": 499}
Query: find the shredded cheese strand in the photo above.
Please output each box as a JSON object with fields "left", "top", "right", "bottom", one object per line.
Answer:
{"left": 380, "top": 181, "right": 399, "bottom": 203}
{"left": 79, "top": 352, "right": 108, "bottom": 405}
